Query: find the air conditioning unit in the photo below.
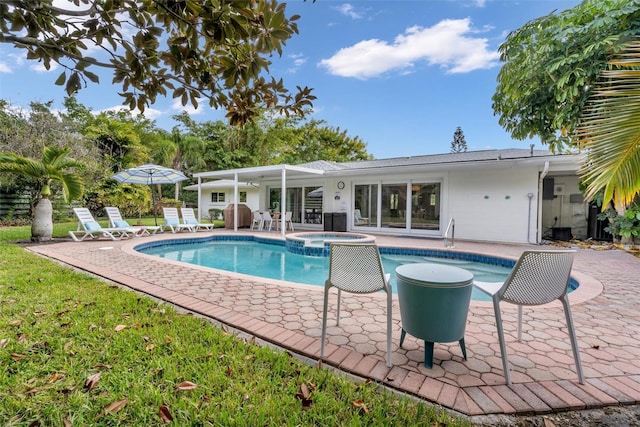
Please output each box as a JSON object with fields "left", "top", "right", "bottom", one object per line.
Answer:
{"left": 554, "top": 184, "right": 565, "bottom": 196}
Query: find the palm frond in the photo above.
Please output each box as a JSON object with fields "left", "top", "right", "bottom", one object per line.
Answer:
{"left": 578, "top": 39, "right": 640, "bottom": 209}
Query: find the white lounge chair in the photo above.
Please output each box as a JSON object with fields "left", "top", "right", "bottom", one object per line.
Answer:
{"left": 69, "top": 207, "right": 137, "bottom": 242}
{"left": 474, "top": 250, "right": 584, "bottom": 385}
{"left": 180, "top": 208, "right": 215, "bottom": 231}
{"left": 105, "top": 207, "right": 161, "bottom": 236}
{"left": 162, "top": 207, "right": 194, "bottom": 233}
{"left": 321, "top": 243, "right": 393, "bottom": 367}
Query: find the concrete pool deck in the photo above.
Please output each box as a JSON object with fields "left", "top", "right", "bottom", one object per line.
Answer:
{"left": 28, "top": 230, "right": 640, "bottom": 423}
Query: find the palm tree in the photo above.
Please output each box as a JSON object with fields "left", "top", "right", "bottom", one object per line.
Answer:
{"left": 578, "top": 40, "right": 640, "bottom": 215}
{"left": 0, "top": 146, "right": 85, "bottom": 241}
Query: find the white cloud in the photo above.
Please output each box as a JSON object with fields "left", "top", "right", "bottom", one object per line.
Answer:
{"left": 287, "top": 53, "right": 308, "bottom": 74}
{"left": 473, "top": 0, "right": 487, "bottom": 7}
{"left": 30, "top": 61, "right": 59, "bottom": 73}
{"left": 334, "top": 3, "right": 364, "bottom": 20}
{"left": 100, "top": 105, "right": 163, "bottom": 121}
{"left": 318, "top": 18, "right": 500, "bottom": 79}
{"left": 171, "top": 99, "right": 203, "bottom": 115}
{"left": 0, "top": 52, "right": 25, "bottom": 72}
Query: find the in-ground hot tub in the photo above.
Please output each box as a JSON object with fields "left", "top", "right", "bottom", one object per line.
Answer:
{"left": 285, "top": 232, "right": 375, "bottom": 256}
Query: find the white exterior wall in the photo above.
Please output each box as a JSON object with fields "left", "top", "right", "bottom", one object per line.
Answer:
{"left": 447, "top": 166, "right": 539, "bottom": 244}
{"left": 198, "top": 188, "right": 260, "bottom": 215}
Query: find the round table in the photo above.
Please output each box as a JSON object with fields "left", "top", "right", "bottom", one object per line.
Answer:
{"left": 396, "top": 263, "right": 474, "bottom": 368}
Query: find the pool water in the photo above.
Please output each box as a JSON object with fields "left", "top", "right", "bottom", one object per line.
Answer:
{"left": 140, "top": 240, "right": 515, "bottom": 301}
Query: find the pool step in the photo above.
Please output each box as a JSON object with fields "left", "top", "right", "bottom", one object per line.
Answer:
{"left": 304, "top": 240, "right": 325, "bottom": 248}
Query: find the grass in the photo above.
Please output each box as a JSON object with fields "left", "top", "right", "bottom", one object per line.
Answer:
{"left": 0, "top": 224, "right": 471, "bottom": 426}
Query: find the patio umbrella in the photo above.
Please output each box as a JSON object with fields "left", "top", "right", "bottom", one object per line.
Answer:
{"left": 112, "top": 164, "right": 189, "bottom": 225}
{"left": 307, "top": 187, "right": 323, "bottom": 198}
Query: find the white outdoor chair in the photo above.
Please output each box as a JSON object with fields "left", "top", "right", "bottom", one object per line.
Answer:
{"left": 321, "top": 243, "right": 392, "bottom": 367}
{"left": 104, "top": 207, "right": 161, "bottom": 235}
{"left": 262, "top": 211, "right": 274, "bottom": 231}
{"left": 354, "top": 209, "right": 369, "bottom": 226}
{"left": 162, "top": 207, "right": 194, "bottom": 233}
{"left": 251, "top": 211, "right": 264, "bottom": 231}
{"left": 284, "top": 211, "right": 294, "bottom": 231}
{"left": 474, "top": 250, "right": 584, "bottom": 385}
{"left": 180, "top": 208, "right": 215, "bottom": 231}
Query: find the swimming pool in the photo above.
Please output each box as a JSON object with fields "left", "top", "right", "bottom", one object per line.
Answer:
{"left": 136, "top": 236, "right": 530, "bottom": 301}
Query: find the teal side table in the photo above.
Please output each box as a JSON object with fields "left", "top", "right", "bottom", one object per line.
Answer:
{"left": 396, "top": 263, "right": 474, "bottom": 368}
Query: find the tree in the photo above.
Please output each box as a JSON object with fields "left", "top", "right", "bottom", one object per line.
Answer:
{"left": 577, "top": 41, "right": 640, "bottom": 214}
{"left": 450, "top": 127, "right": 467, "bottom": 153}
{"left": 0, "top": 146, "right": 84, "bottom": 241}
{"left": 0, "top": 99, "right": 103, "bottom": 212}
{"left": 492, "top": 0, "right": 640, "bottom": 152}
{"left": 492, "top": 0, "right": 640, "bottom": 210}
{"left": 278, "top": 119, "right": 372, "bottom": 164}
{"left": 1, "top": 0, "right": 315, "bottom": 125}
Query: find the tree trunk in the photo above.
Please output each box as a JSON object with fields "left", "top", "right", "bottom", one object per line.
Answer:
{"left": 31, "top": 197, "right": 53, "bottom": 242}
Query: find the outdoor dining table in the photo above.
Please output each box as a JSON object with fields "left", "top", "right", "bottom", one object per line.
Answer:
{"left": 395, "top": 263, "right": 474, "bottom": 368}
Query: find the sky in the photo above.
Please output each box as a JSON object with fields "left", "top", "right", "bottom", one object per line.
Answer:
{"left": 0, "top": 0, "right": 582, "bottom": 159}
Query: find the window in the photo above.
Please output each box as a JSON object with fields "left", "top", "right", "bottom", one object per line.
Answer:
{"left": 211, "top": 192, "right": 225, "bottom": 203}
{"left": 304, "top": 186, "right": 322, "bottom": 224}
{"left": 239, "top": 191, "right": 247, "bottom": 203}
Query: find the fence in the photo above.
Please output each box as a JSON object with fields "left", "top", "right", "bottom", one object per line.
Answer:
{"left": 0, "top": 190, "right": 31, "bottom": 219}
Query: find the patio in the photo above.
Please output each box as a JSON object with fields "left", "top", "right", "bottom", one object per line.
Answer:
{"left": 28, "top": 230, "right": 640, "bottom": 423}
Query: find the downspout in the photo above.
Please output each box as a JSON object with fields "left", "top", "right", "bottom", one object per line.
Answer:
{"left": 533, "top": 161, "right": 550, "bottom": 244}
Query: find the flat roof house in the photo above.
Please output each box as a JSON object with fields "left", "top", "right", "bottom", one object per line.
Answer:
{"left": 192, "top": 148, "right": 595, "bottom": 244}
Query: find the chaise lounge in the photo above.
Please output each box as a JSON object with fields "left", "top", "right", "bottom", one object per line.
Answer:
{"left": 69, "top": 207, "right": 138, "bottom": 241}
{"left": 105, "top": 206, "right": 161, "bottom": 236}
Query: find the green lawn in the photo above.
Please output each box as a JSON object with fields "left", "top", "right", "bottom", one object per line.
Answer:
{"left": 0, "top": 224, "right": 471, "bottom": 426}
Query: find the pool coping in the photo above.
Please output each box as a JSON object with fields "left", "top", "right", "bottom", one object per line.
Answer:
{"left": 129, "top": 232, "right": 601, "bottom": 308}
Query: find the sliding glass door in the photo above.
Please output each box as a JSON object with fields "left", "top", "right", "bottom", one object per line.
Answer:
{"left": 354, "top": 180, "right": 441, "bottom": 231}
{"left": 410, "top": 183, "right": 440, "bottom": 230}
{"left": 354, "top": 184, "right": 378, "bottom": 227}
{"left": 268, "top": 185, "right": 322, "bottom": 225}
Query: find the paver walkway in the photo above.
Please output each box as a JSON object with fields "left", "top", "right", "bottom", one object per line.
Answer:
{"left": 28, "top": 230, "right": 640, "bottom": 422}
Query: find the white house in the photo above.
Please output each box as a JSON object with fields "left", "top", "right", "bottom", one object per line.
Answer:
{"left": 183, "top": 179, "right": 260, "bottom": 218}
{"left": 191, "top": 148, "right": 600, "bottom": 244}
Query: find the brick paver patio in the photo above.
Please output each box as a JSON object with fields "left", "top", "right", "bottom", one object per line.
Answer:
{"left": 28, "top": 229, "right": 640, "bottom": 422}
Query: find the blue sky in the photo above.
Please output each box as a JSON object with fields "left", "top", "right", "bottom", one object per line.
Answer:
{"left": 0, "top": 0, "right": 581, "bottom": 159}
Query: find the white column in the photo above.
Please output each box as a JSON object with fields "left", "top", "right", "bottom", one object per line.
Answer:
{"left": 234, "top": 173, "right": 239, "bottom": 232}
{"left": 281, "top": 168, "right": 286, "bottom": 236}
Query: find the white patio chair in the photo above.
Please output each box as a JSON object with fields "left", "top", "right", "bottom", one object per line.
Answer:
{"left": 69, "top": 207, "right": 136, "bottom": 241}
{"left": 354, "top": 209, "right": 369, "bottom": 226}
{"left": 251, "top": 211, "right": 264, "bottom": 231}
{"left": 180, "top": 208, "right": 215, "bottom": 231}
{"left": 104, "top": 206, "right": 161, "bottom": 235}
{"left": 162, "top": 207, "right": 194, "bottom": 233}
{"left": 284, "top": 211, "right": 294, "bottom": 231}
{"left": 262, "top": 211, "right": 274, "bottom": 231}
{"left": 474, "top": 250, "right": 584, "bottom": 384}
{"left": 321, "top": 243, "right": 392, "bottom": 367}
